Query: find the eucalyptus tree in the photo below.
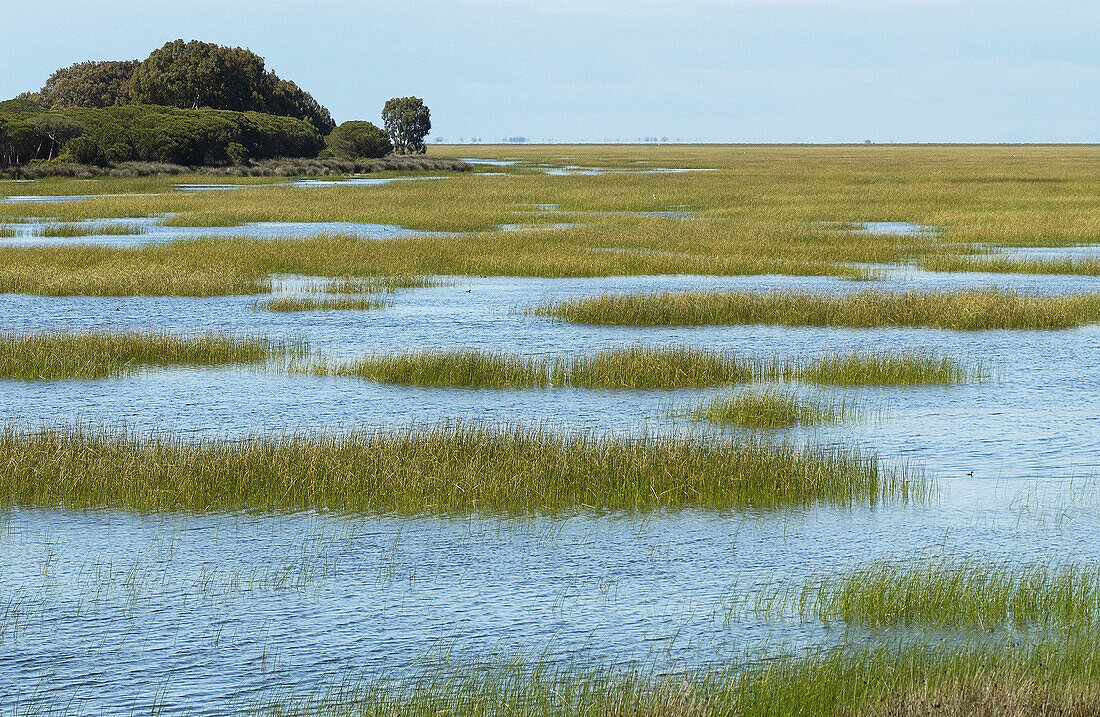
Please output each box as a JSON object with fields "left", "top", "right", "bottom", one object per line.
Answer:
{"left": 382, "top": 97, "right": 431, "bottom": 154}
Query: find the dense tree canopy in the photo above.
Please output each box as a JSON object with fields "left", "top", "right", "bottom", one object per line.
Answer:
{"left": 326, "top": 120, "right": 391, "bottom": 159}
{"left": 38, "top": 60, "right": 138, "bottom": 109}
{"left": 0, "top": 103, "right": 323, "bottom": 167}
{"left": 382, "top": 97, "right": 431, "bottom": 154}
{"left": 128, "top": 40, "right": 335, "bottom": 134}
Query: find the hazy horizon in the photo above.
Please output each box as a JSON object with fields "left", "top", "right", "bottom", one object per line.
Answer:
{"left": 5, "top": 0, "right": 1097, "bottom": 144}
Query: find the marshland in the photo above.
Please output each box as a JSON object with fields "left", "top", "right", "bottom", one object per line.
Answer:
{"left": 2, "top": 143, "right": 1100, "bottom": 715}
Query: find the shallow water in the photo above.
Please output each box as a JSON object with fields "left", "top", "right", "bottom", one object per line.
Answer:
{"left": 0, "top": 215, "right": 440, "bottom": 247}
{"left": 3, "top": 476, "right": 1099, "bottom": 714}
{"left": 2, "top": 245, "right": 1099, "bottom": 711}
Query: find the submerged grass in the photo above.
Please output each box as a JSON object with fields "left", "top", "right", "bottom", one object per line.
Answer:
{"left": 694, "top": 389, "right": 854, "bottom": 427}
{"left": 0, "top": 331, "right": 280, "bottom": 379}
{"left": 0, "top": 425, "right": 923, "bottom": 513}
{"left": 323, "top": 347, "right": 980, "bottom": 389}
{"left": 536, "top": 288, "right": 1100, "bottom": 330}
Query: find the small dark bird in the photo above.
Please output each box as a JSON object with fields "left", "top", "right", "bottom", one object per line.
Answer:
{"left": 966, "top": 471, "right": 974, "bottom": 477}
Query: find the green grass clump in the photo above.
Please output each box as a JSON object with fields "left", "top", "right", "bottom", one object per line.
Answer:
{"left": 555, "top": 346, "right": 760, "bottom": 388}
{"left": 0, "top": 331, "right": 279, "bottom": 379}
{"left": 805, "top": 559, "right": 1100, "bottom": 630}
{"left": 256, "top": 295, "right": 388, "bottom": 312}
{"left": 336, "top": 350, "right": 549, "bottom": 388}
{"left": 799, "top": 350, "right": 981, "bottom": 385}
{"left": 325, "top": 347, "right": 765, "bottom": 389}
{"left": 0, "top": 425, "right": 922, "bottom": 513}
{"left": 536, "top": 288, "right": 1100, "bottom": 330}
{"left": 694, "top": 389, "right": 853, "bottom": 427}
{"left": 324, "top": 275, "right": 441, "bottom": 293}
{"left": 0, "top": 225, "right": 15, "bottom": 238}
{"left": 38, "top": 222, "right": 148, "bottom": 237}
{"left": 323, "top": 347, "right": 979, "bottom": 389}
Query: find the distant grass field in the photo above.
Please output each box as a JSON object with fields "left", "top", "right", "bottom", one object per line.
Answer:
{"left": 0, "top": 425, "right": 923, "bottom": 513}
{"left": 2, "top": 145, "right": 1099, "bottom": 295}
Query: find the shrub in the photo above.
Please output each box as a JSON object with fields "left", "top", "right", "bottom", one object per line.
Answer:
{"left": 326, "top": 120, "right": 391, "bottom": 159}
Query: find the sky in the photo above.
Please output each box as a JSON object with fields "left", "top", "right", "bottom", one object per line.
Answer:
{"left": 3, "top": 0, "right": 1097, "bottom": 143}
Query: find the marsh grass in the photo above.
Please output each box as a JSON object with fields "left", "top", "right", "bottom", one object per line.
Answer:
{"left": 0, "top": 225, "right": 15, "bottom": 238}
{"left": 694, "top": 389, "right": 855, "bottom": 427}
{"left": 326, "top": 347, "right": 768, "bottom": 389}
{"left": 555, "top": 346, "right": 762, "bottom": 388}
{"left": 800, "top": 350, "right": 982, "bottom": 385}
{"left": 252, "top": 637, "right": 1100, "bottom": 717}
{"left": 322, "top": 347, "right": 979, "bottom": 389}
{"left": 324, "top": 275, "right": 443, "bottom": 293}
{"left": 256, "top": 296, "right": 389, "bottom": 312}
{"left": 255, "top": 274, "right": 441, "bottom": 311}
{"left": 335, "top": 351, "right": 550, "bottom": 388}
{"left": 0, "top": 331, "right": 280, "bottom": 379}
{"left": 5, "top": 146, "right": 1100, "bottom": 296}
{"left": 0, "top": 424, "right": 923, "bottom": 513}
{"left": 38, "top": 222, "right": 149, "bottom": 237}
{"left": 801, "top": 559, "right": 1100, "bottom": 630}
{"left": 536, "top": 288, "right": 1100, "bottom": 330}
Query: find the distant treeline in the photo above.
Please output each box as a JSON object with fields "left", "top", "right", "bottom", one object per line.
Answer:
{"left": 0, "top": 99, "right": 323, "bottom": 167}
{"left": 1, "top": 40, "right": 432, "bottom": 170}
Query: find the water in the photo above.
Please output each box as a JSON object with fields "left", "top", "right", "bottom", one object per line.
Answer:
{"left": 0, "top": 216, "right": 441, "bottom": 247}
{"left": 1, "top": 176, "right": 448, "bottom": 204}
{"left": 2, "top": 228, "right": 1100, "bottom": 710}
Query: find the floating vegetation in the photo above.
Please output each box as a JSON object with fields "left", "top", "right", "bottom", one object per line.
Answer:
{"left": 0, "top": 425, "right": 924, "bottom": 513}
{"left": 694, "top": 389, "right": 855, "bottom": 427}
{"left": 799, "top": 350, "right": 983, "bottom": 386}
{"left": 535, "top": 288, "right": 1100, "bottom": 330}
{"left": 0, "top": 331, "right": 282, "bottom": 380}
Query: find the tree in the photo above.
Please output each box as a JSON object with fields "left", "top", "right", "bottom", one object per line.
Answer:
{"left": 38, "top": 60, "right": 138, "bottom": 109}
{"left": 382, "top": 97, "right": 430, "bottom": 154}
{"left": 128, "top": 40, "right": 335, "bottom": 134}
{"left": 29, "top": 115, "right": 84, "bottom": 160}
{"left": 326, "top": 120, "right": 391, "bottom": 159}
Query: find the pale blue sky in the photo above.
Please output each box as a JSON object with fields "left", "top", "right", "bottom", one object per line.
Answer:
{"left": 4, "top": 0, "right": 1097, "bottom": 142}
